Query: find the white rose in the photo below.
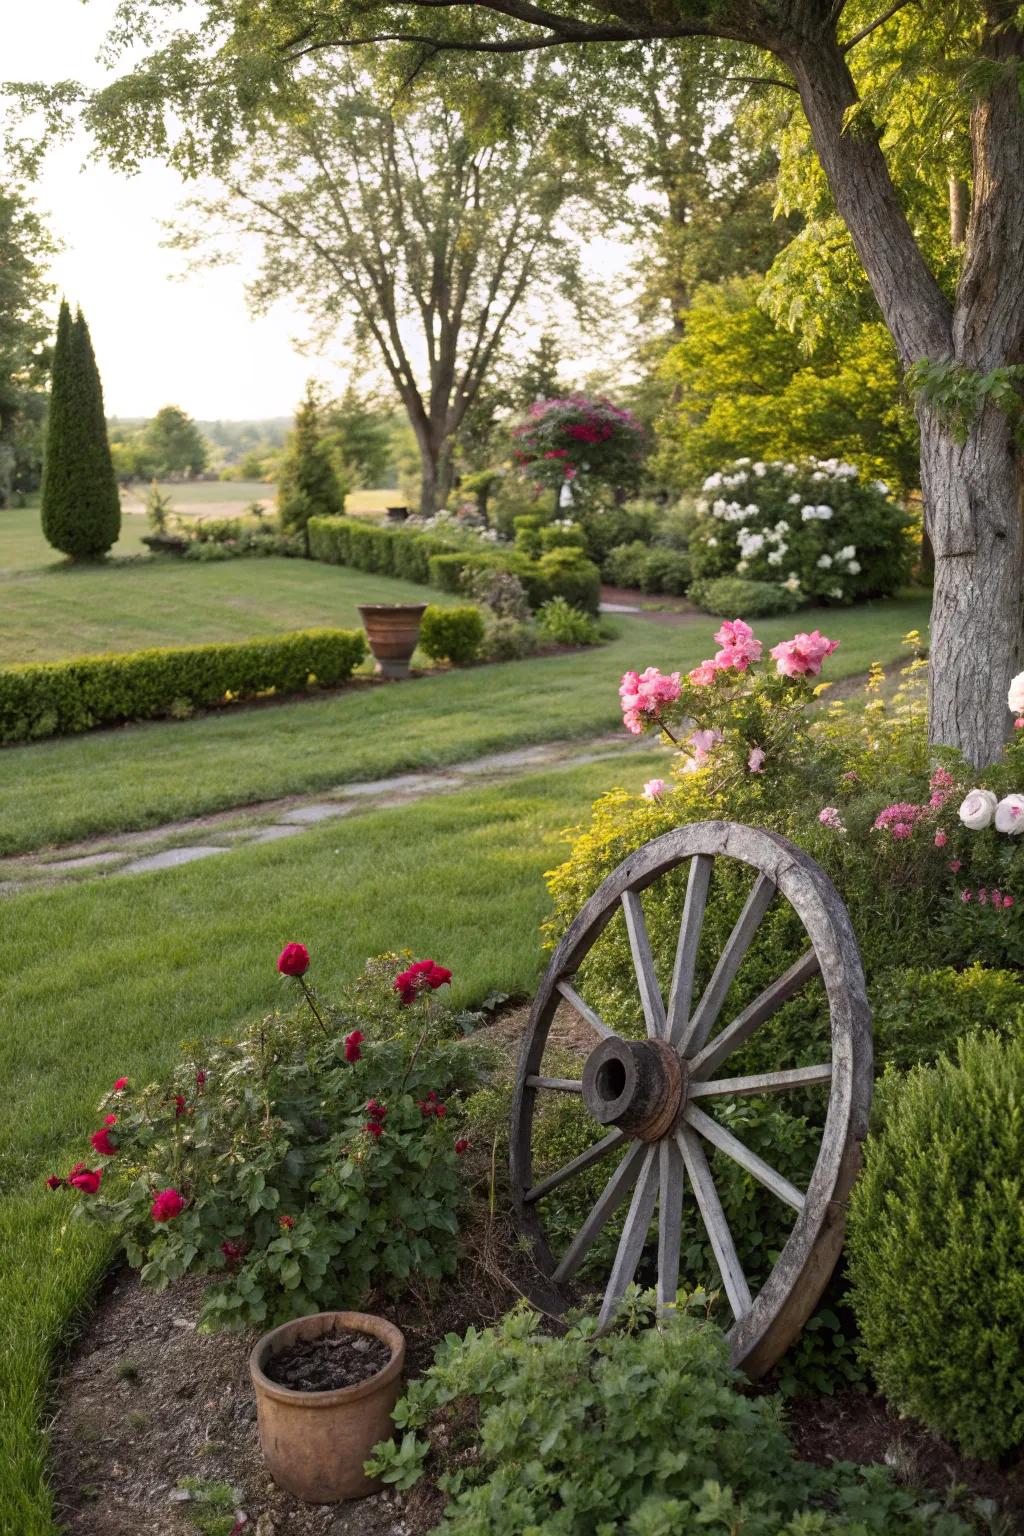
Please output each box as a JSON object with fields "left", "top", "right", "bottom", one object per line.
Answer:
{"left": 1008, "top": 670, "right": 1024, "bottom": 714}
{"left": 995, "top": 794, "right": 1024, "bottom": 835}
{"left": 959, "top": 788, "right": 998, "bottom": 830}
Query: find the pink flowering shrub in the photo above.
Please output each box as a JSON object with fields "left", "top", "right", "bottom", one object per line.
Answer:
{"left": 618, "top": 617, "right": 839, "bottom": 781}
{"left": 511, "top": 395, "right": 647, "bottom": 493}
{"left": 53, "top": 952, "right": 481, "bottom": 1330}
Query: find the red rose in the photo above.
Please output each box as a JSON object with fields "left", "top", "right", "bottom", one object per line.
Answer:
{"left": 221, "top": 1239, "right": 247, "bottom": 1265}
{"left": 151, "top": 1187, "right": 185, "bottom": 1222}
{"left": 113, "top": 1077, "right": 129, "bottom": 1092}
{"left": 174, "top": 1095, "right": 186, "bottom": 1118}
{"left": 366, "top": 1098, "right": 388, "bottom": 1122}
{"left": 455, "top": 1139, "right": 470, "bottom": 1155}
{"left": 364, "top": 1120, "right": 383, "bottom": 1139}
{"left": 277, "top": 943, "right": 310, "bottom": 977}
{"left": 90, "top": 1126, "right": 118, "bottom": 1157}
{"left": 435, "top": 1103, "right": 447, "bottom": 1119}
{"left": 68, "top": 1164, "right": 102, "bottom": 1195}
{"left": 394, "top": 960, "right": 453, "bottom": 1006}
{"left": 344, "top": 1029, "right": 364, "bottom": 1064}
{"left": 196, "top": 1070, "right": 207, "bottom": 1088}
{"left": 279, "top": 1214, "right": 295, "bottom": 1230}
{"left": 45, "top": 1174, "right": 64, "bottom": 1190}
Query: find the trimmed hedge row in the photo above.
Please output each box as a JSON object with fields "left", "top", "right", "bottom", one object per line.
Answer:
{"left": 308, "top": 516, "right": 601, "bottom": 615}
{"left": 0, "top": 628, "right": 367, "bottom": 744}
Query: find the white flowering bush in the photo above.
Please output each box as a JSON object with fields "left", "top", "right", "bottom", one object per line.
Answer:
{"left": 688, "top": 457, "right": 912, "bottom": 605}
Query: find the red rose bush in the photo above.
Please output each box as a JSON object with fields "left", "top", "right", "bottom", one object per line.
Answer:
{"left": 56, "top": 952, "right": 480, "bottom": 1330}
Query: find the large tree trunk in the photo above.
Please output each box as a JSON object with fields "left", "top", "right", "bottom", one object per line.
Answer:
{"left": 921, "top": 408, "right": 1024, "bottom": 767}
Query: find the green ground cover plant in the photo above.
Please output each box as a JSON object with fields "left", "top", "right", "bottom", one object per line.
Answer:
{"left": 0, "top": 753, "right": 666, "bottom": 1536}
{"left": 368, "top": 1299, "right": 974, "bottom": 1534}
{"left": 0, "top": 628, "right": 366, "bottom": 742}
{"left": 0, "top": 600, "right": 931, "bottom": 855}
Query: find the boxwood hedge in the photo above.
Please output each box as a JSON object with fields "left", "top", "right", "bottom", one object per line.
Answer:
{"left": 0, "top": 628, "right": 367, "bottom": 744}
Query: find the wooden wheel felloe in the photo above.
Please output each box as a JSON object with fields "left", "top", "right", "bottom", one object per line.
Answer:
{"left": 510, "top": 820, "right": 873, "bottom": 1379}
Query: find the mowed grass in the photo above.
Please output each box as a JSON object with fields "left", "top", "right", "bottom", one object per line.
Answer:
{"left": 0, "top": 752, "right": 666, "bottom": 1536}
{"left": 0, "top": 598, "right": 933, "bottom": 855}
{"left": 0, "top": 528, "right": 460, "bottom": 665}
{"left": 0, "top": 503, "right": 151, "bottom": 576}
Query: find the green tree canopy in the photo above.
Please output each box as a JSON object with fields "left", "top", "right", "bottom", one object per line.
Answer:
{"left": 141, "top": 405, "right": 209, "bottom": 478}
{"left": 657, "top": 276, "right": 918, "bottom": 492}
{"left": 0, "top": 179, "right": 54, "bottom": 503}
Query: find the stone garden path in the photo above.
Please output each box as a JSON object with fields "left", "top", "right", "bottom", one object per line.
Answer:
{"left": 0, "top": 734, "right": 650, "bottom": 897}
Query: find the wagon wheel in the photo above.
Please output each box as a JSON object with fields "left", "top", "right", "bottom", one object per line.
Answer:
{"left": 510, "top": 820, "right": 872, "bottom": 1380}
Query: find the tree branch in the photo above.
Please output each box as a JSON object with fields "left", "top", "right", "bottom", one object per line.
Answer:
{"left": 841, "top": 0, "right": 917, "bottom": 54}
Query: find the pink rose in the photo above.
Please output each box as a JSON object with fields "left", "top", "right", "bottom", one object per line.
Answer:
{"left": 713, "top": 618, "right": 762, "bottom": 672}
{"left": 769, "top": 630, "right": 839, "bottom": 678}
{"left": 642, "top": 779, "right": 667, "bottom": 800}
{"left": 747, "top": 747, "right": 766, "bottom": 773}
{"left": 687, "top": 659, "right": 719, "bottom": 687}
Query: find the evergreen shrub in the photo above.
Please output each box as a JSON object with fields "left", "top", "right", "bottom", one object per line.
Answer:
{"left": 419, "top": 605, "right": 485, "bottom": 666}
{"left": 0, "top": 629, "right": 366, "bottom": 743}
{"left": 40, "top": 301, "right": 121, "bottom": 559}
{"left": 848, "top": 1034, "right": 1024, "bottom": 1458}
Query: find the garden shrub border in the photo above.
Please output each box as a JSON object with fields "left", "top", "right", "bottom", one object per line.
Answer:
{"left": 0, "top": 628, "right": 368, "bottom": 744}
{"left": 308, "top": 515, "right": 601, "bottom": 614}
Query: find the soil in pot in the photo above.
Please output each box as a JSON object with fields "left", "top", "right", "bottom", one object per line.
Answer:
{"left": 264, "top": 1326, "right": 392, "bottom": 1392}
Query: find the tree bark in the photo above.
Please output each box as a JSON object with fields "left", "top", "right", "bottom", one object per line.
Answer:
{"left": 921, "top": 406, "right": 1024, "bottom": 767}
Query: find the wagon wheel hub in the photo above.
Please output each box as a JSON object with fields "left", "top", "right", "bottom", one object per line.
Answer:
{"left": 582, "top": 1037, "right": 686, "bottom": 1141}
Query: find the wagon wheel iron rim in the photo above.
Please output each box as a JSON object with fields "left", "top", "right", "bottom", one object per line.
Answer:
{"left": 509, "top": 820, "right": 873, "bottom": 1380}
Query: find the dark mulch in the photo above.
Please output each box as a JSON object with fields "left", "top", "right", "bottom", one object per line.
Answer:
{"left": 263, "top": 1330, "right": 392, "bottom": 1393}
{"left": 789, "top": 1390, "right": 1024, "bottom": 1530}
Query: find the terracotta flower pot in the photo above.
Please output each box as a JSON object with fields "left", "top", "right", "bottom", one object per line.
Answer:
{"left": 249, "top": 1310, "right": 406, "bottom": 1504}
{"left": 358, "top": 602, "right": 427, "bottom": 680}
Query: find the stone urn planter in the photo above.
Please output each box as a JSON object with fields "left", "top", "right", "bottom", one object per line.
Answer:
{"left": 249, "top": 1310, "right": 406, "bottom": 1503}
{"left": 358, "top": 603, "right": 427, "bottom": 679}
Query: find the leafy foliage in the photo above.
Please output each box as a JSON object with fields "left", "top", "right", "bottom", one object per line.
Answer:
{"left": 367, "top": 1298, "right": 973, "bottom": 1533}
{"left": 536, "top": 596, "right": 601, "bottom": 647}
{"left": 40, "top": 301, "right": 121, "bottom": 559}
{"left": 419, "top": 605, "right": 486, "bottom": 666}
{"left": 511, "top": 394, "right": 647, "bottom": 495}
{"left": 0, "top": 182, "right": 54, "bottom": 504}
{"left": 656, "top": 278, "right": 918, "bottom": 492}
{"left": 848, "top": 1035, "right": 1024, "bottom": 1458}
{"left": 689, "top": 575, "right": 800, "bottom": 618}
{"left": 58, "top": 955, "right": 484, "bottom": 1331}
{"left": 0, "top": 628, "right": 366, "bottom": 743}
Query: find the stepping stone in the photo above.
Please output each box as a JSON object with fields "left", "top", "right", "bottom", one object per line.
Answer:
{"left": 334, "top": 772, "right": 452, "bottom": 797}
{"left": 600, "top": 601, "right": 641, "bottom": 613}
{"left": 249, "top": 824, "right": 304, "bottom": 843}
{"left": 123, "top": 845, "right": 229, "bottom": 874}
{"left": 454, "top": 747, "right": 555, "bottom": 775}
{"left": 43, "top": 851, "right": 125, "bottom": 872}
{"left": 279, "top": 802, "right": 355, "bottom": 824}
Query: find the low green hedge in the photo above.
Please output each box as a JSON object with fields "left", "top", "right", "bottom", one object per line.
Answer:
{"left": 309, "top": 515, "right": 602, "bottom": 614}
{"left": 0, "top": 629, "right": 367, "bottom": 744}
{"left": 419, "top": 605, "right": 486, "bottom": 666}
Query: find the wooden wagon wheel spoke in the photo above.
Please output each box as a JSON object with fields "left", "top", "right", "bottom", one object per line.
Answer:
{"left": 621, "top": 890, "right": 668, "bottom": 1039}
{"left": 688, "top": 1064, "right": 832, "bottom": 1100}
{"left": 688, "top": 948, "right": 822, "bottom": 1081}
{"left": 552, "top": 1141, "right": 647, "bottom": 1284}
{"left": 675, "top": 1126, "right": 752, "bottom": 1322}
{"left": 556, "top": 980, "right": 616, "bottom": 1040}
{"left": 656, "top": 1137, "right": 685, "bottom": 1316}
{"left": 523, "top": 1128, "right": 626, "bottom": 1206}
{"left": 677, "top": 872, "right": 778, "bottom": 1059}
{"left": 597, "top": 1143, "right": 660, "bottom": 1329}
{"left": 684, "top": 1104, "right": 806, "bottom": 1212}
{"left": 511, "top": 820, "right": 872, "bottom": 1379}
{"left": 667, "top": 853, "right": 714, "bottom": 1048}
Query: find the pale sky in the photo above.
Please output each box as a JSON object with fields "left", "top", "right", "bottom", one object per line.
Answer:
{"left": 4, "top": 1, "right": 637, "bottom": 422}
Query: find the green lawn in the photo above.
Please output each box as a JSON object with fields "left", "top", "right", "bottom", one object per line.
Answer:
{"left": 0, "top": 597, "right": 932, "bottom": 855}
{"left": 0, "top": 503, "right": 151, "bottom": 576}
{"left": 0, "top": 525, "right": 462, "bottom": 666}
{"left": 0, "top": 751, "right": 666, "bottom": 1536}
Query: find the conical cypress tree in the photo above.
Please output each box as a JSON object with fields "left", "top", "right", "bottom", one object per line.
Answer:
{"left": 41, "top": 301, "right": 121, "bottom": 559}
{"left": 277, "top": 382, "right": 345, "bottom": 545}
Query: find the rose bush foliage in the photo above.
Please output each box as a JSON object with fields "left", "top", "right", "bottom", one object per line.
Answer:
{"left": 511, "top": 394, "right": 647, "bottom": 493}
{"left": 688, "top": 457, "right": 913, "bottom": 608}
{"left": 51, "top": 953, "right": 483, "bottom": 1330}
